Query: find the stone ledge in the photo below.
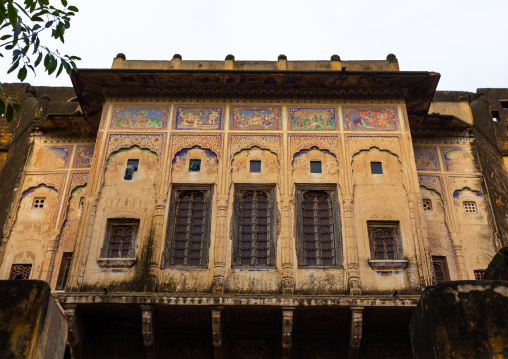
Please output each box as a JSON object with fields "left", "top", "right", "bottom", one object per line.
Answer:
{"left": 368, "top": 259, "right": 408, "bottom": 271}
{"left": 97, "top": 258, "right": 136, "bottom": 268}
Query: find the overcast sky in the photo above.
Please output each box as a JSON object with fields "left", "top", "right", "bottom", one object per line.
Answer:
{"left": 1, "top": 0, "right": 506, "bottom": 92}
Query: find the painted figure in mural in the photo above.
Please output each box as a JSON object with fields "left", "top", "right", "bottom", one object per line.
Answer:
{"left": 291, "top": 108, "right": 335, "bottom": 130}
{"left": 113, "top": 108, "right": 166, "bottom": 129}
{"left": 232, "top": 108, "right": 278, "bottom": 130}
{"left": 414, "top": 149, "right": 438, "bottom": 170}
{"left": 176, "top": 108, "right": 221, "bottom": 130}
{"left": 76, "top": 147, "right": 94, "bottom": 168}
{"left": 345, "top": 108, "right": 397, "bottom": 130}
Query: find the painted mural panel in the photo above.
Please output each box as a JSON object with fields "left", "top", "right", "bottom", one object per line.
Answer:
{"left": 414, "top": 146, "right": 440, "bottom": 171}
{"left": 230, "top": 106, "right": 281, "bottom": 130}
{"left": 111, "top": 106, "right": 169, "bottom": 129}
{"left": 441, "top": 146, "right": 475, "bottom": 172}
{"left": 173, "top": 106, "right": 223, "bottom": 130}
{"left": 73, "top": 145, "right": 94, "bottom": 168}
{"left": 343, "top": 106, "right": 399, "bottom": 131}
{"left": 32, "top": 146, "right": 72, "bottom": 169}
{"left": 289, "top": 107, "right": 336, "bottom": 131}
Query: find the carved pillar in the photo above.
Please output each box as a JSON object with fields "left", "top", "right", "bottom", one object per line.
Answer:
{"left": 282, "top": 307, "right": 294, "bottom": 359}
{"left": 77, "top": 195, "right": 99, "bottom": 286}
{"left": 343, "top": 195, "right": 362, "bottom": 295}
{"left": 64, "top": 304, "right": 83, "bottom": 359}
{"left": 450, "top": 234, "right": 468, "bottom": 279}
{"left": 281, "top": 196, "right": 295, "bottom": 294}
{"left": 212, "top": 307, "right": 225, "bottom": 358}
{"left": 212, "top": 195, "right": 229, "bottom": 293}
{"left": 146, "top": 197, "right": 166, "bottom": 292}
{"left": 141, "top": 305, "right": 158, "bottom": 358}
{"left": 348, "top": 306, "right": 363, "bottom": 359}
{"left": 43, "top": 229, "right": 61, "bottom": 283}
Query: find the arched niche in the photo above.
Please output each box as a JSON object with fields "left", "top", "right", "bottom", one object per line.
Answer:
{"left": 420, "top": 186, "right": 453, "bottom": 257}
{"left": 104, "top": 145, "right": 159, "bottom": 187}
{"left": 171, "top": 146, "right": 219, "bottom": 183}
{"left": 17, "top": 184, "right": 59, "bottom": 222}
{"left": 352, "top": 147, "right": 403, "bottom": 185}
{"left": 292, "top": 147, "right": 338, "bottom": 183}
{"left": 231, "top": 146, "right": 279, "bottom": 184}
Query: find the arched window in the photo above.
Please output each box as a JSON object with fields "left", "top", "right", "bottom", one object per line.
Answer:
{"left": 233, "top": 189, "right": 276, "bottom": 266}
{"left": 296, "top": 189, "right": 342, "bottom": 267}
{"left": 164, "top": 189, "right": 212, "bottom": 267}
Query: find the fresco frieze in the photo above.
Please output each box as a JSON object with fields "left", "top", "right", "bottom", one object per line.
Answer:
{"left": 440, "top": 146, "right": 475, "bottom": 172}
{"left": 230, "top": 106, "right": 281, "bottom": 130}
{"left": 343, "top": 106, "right": 399, "bottom": 131}
{"left": 414, "top": 146, "right": 440, "bottom": 171}
{"left": 289, "top": 107, "right": 336, "bottom": 131}
{"left": 111, "top": 106, "right": 169, "bottom": 129}
{"left": 173, "top": 106, "right": 223, "bottom": 130}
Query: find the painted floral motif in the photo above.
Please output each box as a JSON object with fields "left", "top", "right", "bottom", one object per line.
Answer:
{"left": 174, "top": 106, "right": 223, "bottom": 130}
{"left": 289, "top": 134, "right": 340, "bottom": 157}
{"left": 170, "top": 134, "right": 222, "bottom": 158}
{"left": 230, "top": 107, "right": 280, "bottom": 130}
{"left": 440, "top": 146, "right": 475, "bottom": 172}
{"left": 414, "top": 146, "right": 440, "bottom": 171}
{"left": 111, "top": 106, "right": 169, "bottom": 129}
{"left": 229, "top": 134, "right": 281, "bottom": 159}
{"left": 73, "top": 145, "right": 95, "bottom": 168}
{"left": 289, "top": 107, "right": 336, "bottom": 131}
{"left": 418, "top": 174, "right": 444, "bottom": 195}
{"left": 343, "top": 107, "right": 399, "bottom": 131}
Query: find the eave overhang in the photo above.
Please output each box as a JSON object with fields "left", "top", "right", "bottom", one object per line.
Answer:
{"left": 71, "top": 69, "right": 440, "bottom": 127}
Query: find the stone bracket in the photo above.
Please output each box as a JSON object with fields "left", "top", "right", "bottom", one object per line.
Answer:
{"left": 349, "top": 306, "right": 363, "bottom": 359}
{"left": 141, "top": 305, "right": 159, "bottom": 359}
{"left": 212, "top": 307, "right": 225, "bottom": 359}
{"left": 63, "top": 304, "right": 84, "bottom": 359}
{"left": 282, "top": 307, "right": 294, "bottom": 359}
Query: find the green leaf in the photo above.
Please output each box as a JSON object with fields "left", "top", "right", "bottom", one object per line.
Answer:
{"left": 32, "top": 24, "right": 41, "bottom": 31}
{"left": 44, "top": 53, "right": 50, "bottom": 67}
{"left": 45, "top": 20, "right": 53, "bottom": 28}
{"left": 7, "top": 3, "right": 18, "bottom": 28}
{"left": 0, "top": 34, "right": 12, "bottom": 40}
{"left": 68, "top": 5, "right": 78, "bottom": 12}
{"left": 34, "top": 52, "right": 42, "bottom": 66}
{"left": 56, "top": 62, "right": 63, "bottom": 77}
{"left": 61, "top": 0, "right": 68, "bottom": 6}
{"left": 18, "top": 67, "right": 27, "bottom": 81}
{"left": 7, "top": 59, "right": 20, "bottom": 74}
{"left": 12, "top": 102, "right": 22, "bottom": 112}
{"left": 6, "top": 104, "right": 14, "bottom": 123}
{"left": 31, "top": 16, "right": 43, "bottom": 22}
{"left": 0, "top": 100, "right": 5, "bottom": 117}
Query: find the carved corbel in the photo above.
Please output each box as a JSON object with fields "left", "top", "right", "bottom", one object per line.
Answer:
{"left": 211, "top": 307, "right": 224, "bottom": 359}
{"left": 64, "top": 304, "right": 83, "bottom": 359}
{"left": 141, "top": 305, "right": 158, "bottom": 358}
{"left": 348, "top": 306, "right": 363, "bottom": 359}
{"left": 282, "top": 308, "right": 294, "bottom": 359}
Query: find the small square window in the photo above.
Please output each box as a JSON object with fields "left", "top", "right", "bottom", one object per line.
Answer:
{"left": 101, "top": 219, "right": 140, "bottom": 259}
{"left": 474, "top": 270, "right": 485, "bottom": 280}
{"left": 432, "top": 256, "right": 449, "bottom": 283}
{"left": 189, "top": 159, "right": 201, "bottom": 172}
{"left": 464, "top": 201, "right": 477, "bottom": 213}
{"left": 371, "top": 162, "right": 383, "bottom": 174}
{"left": 310, "top": 161, "right": 322, "bottom": 173}
{"left": 368, "top": 221, "right": 402, "bottom": 260}
{"left": 250, "top": 160, "right": 261, "bottom": 173}
{"left": 423, "top": 199, "right": 432, "bottom": 211}
{"left": 32, "top": 197, "right": 46, "bottom": 209}
{"left": 124, "top": 159, "right": 139, "bottom": 180}
{"left": 9, "top": 264, "right": 32, "bottom": 280}
{"left": 500, "top": 100, "right": 508, "bottom": 110}
{"left": 491, "top": 110, "right": 500, "bottom": 122}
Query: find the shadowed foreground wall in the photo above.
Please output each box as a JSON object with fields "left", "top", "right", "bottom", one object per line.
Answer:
{"left": 0, "top": 280, "right": 67, "bottom": 359}
{"left": 410, "top": 280, "right": 508, "bottom": 358}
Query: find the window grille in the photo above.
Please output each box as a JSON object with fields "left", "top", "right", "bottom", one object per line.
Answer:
{"left": 56, "top": 253, "right": 73, "bottom": 290}
{"left": 423, "top": 199, "right": 432, "bottom": 211}
{"left": 164, "top": 189, "right": 212, "bottom": 267}
{"left": 432, "top": 256, "right": 449, "bottom": 283}
{"left": 189, "top": 159, "right": 201, "bottom": 172}
{"left": 464, "top": 201, "right": 477, "bottom": 213}
{"left": 233, "top": 189, "right": 276, "bottom": 266}
{"left": 474, "top": 270, "right": 485, "bottom": 280}
{"left": 32, "top": 197, "right": 45, "bottom": 209}
{"left": 9, "top": 264, "right": 32, "bottom": 280}
{"left": 101, "top": 219, "right": 139, "bottom": 258}
{"left": 368, "top": 222, "right": 402, "bottom": 260}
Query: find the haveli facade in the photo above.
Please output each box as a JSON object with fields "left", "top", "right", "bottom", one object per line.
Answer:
{"left": 1, "top": 54, "right": 508, "bottom": 358}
